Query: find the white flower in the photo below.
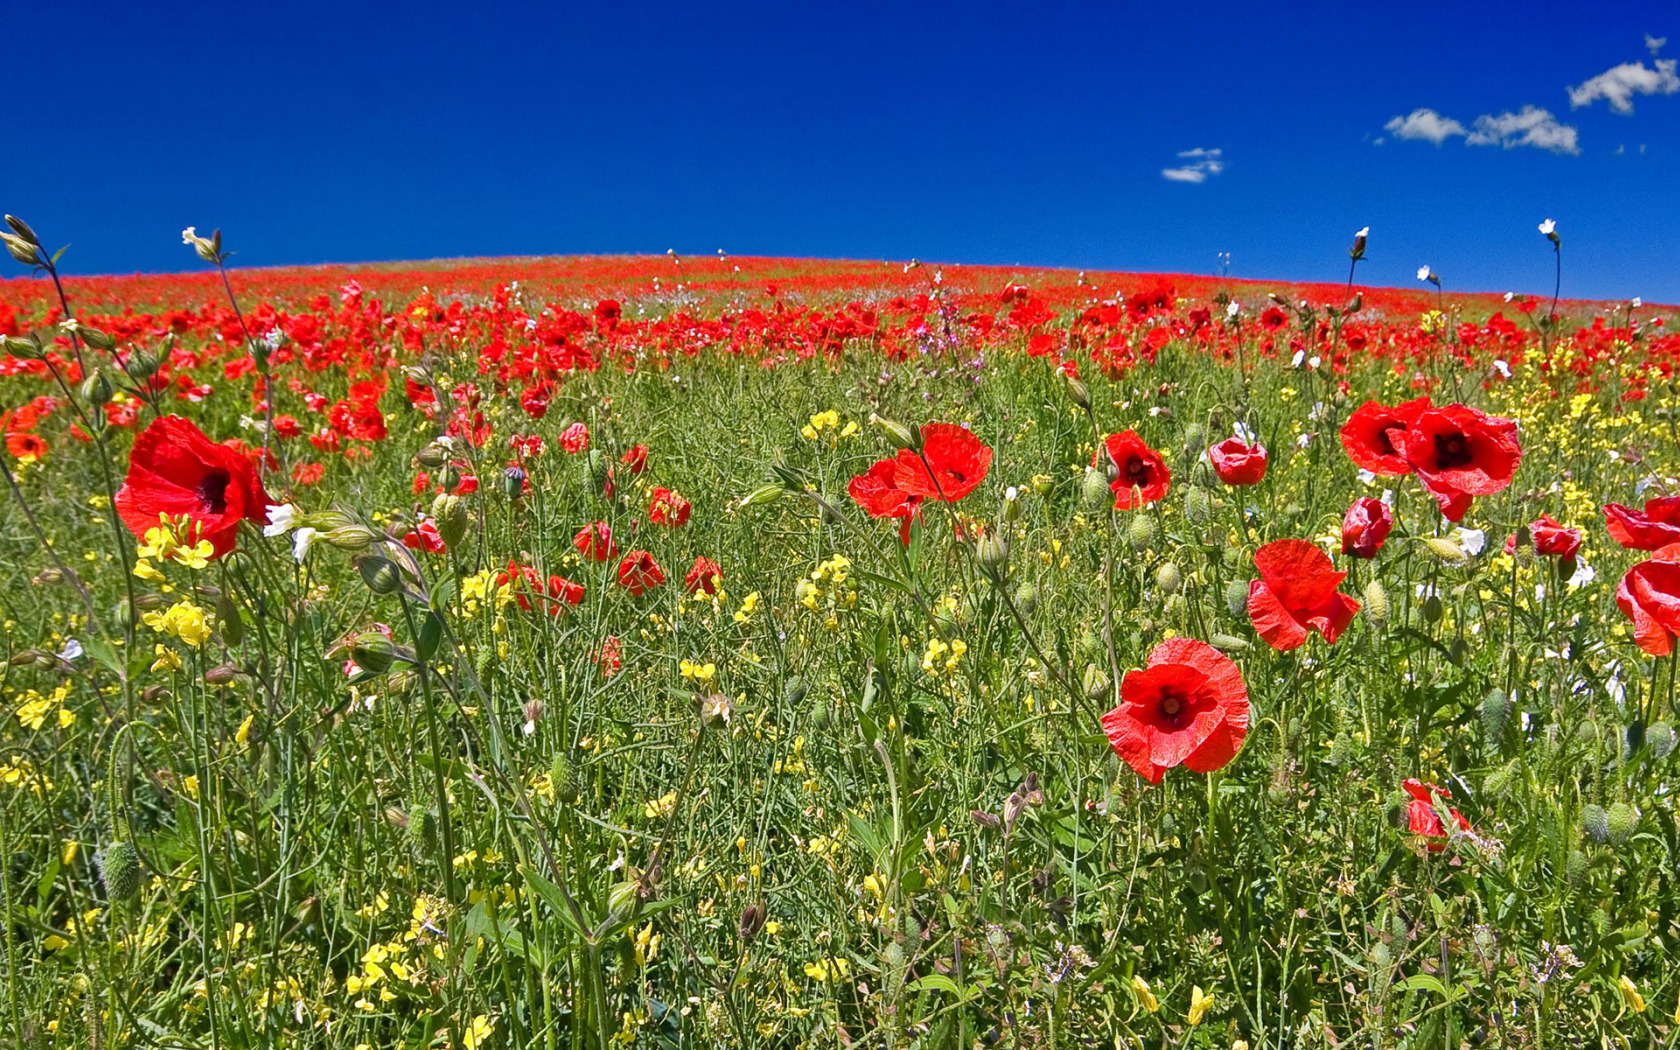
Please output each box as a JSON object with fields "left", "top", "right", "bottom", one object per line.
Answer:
{"left": 263, "top": 503, "right": 299, "bottom": 537}
{"left": 1005, "top": 486, "right": 1019, "bottom": 501}
{"left": 1355, "top": 226, "right": 1369, "bottom": 239}
{"left": 181, "top": 226, "right": 197, "bottom": 245}
{"left": 1357, "top": 468, "right": 1378, "bottom": 486}
{"left": 1538, "top": 218, "right": 1556, "bottom": 236}
{"left": 292, "top": 527, "right": 319, "bottom": 564}
{"left": 1631, "top": 297, "right": 1642, "bottom": 308}
{"left": 1291, "top": 349, "right": 1306, "bottom": 368}
{"left": 56, "top": 639, "right": 83, "bottom": 663}
{"left": 1417, "top": 265, "right": 1433, "bottom": 282}
{"left": 1295, "top": 432, "right": 1313, "bottom": 450}
{"left": 1492, "top": 359, "right": 1512, "bottom": 378}
{"left": 1504, "top": 291, "right": 1515, "bottom": 302}
{"left": 1233, "top": 421, "right": 1257, "bottom": 444}
{"left": 1226, "top": 301, "right": 1240, "bottom": 318}
{"left": 1456, "top": 528, "right": 1486, "bottom": 556}
{"left": 1308, "top": 355, "right": 1322, "bottom": 369}
{"left": 523, "top": 719, "right": 537, "bottom": 737}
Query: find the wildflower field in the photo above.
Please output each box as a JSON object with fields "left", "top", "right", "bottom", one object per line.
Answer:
{"left": 4, "top": 217, "right": 1680, "bottom": 1049}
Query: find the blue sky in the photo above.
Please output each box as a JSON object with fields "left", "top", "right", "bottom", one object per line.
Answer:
{"left": 6, "top": 1, "right": 1678, "bottom": 301}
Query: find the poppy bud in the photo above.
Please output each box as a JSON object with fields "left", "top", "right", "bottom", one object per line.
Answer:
{"left": 78, "top": 326, "right": 116, "bottom": 352}
{"left": 79, "top": 369, "right": 114, "bottom": 406}
{"left": 1209, "top": 633, "right": 1249, "bottom": 653}
{"left": 1421, "top": 537, "right": 1469, "bottom": 567}
{"left": 1081, "top": 665, "right": 1109, "bottom": 701}
{"left": 1329, "top": 732, "right": 1353, "bottom": 767}
{"left": 784, "top": 676, "right": 808, "bottom": 706}
{"left": 1565, "top": 848, "right": 1589, "bottom": 887}
{"left": 1581, "top": 803, "right": 1609, "bottom": 844}
{"left": 1605, "top": 802, "right": 1637, "bottom": 846}
{"left": 738, "top": 902, "right": 767, "bottom": 944}
{"left": 737, "top": 484, "right": 782, "bottom": 509}
{"left": 1077, "top": 631, "right": 1104, "bottom": 659}
{"left": 871, "top": 415, "right": 921, "bottom": 452}
{"left": 1362, "top": 580, "right": 1390, "bottom": 626}
{"left": 1155, "top": 562, "right": 1182, "bottom": 595}
{"left": 4, "top": 214, "right": 40, "bottom": 246}
{"left": 1127, "top": 513, "right": 1155, "bottom": 551}
{"left": 549, "top": 749, "right": 581, "bottom": 804}
{"left": 502, "top": 466, "right": 527, "bottom": 501}
{"left": 1, "top": 232, "right": 41, "bottom": 266}
{"left": 1482, "top": 762, "right": 1515, "bottom": 799}
{"left": 1224, "top": 579, "right": 1250, "bottom": 618}
{"left": 587, "top": 449, "right": 611, "bottom": 488}
{"left": 4, "top": 334, "right": 45, "bottom": 360}
{"left": 409, "top": 805, "right": 439, "bottom": 857}
{"left": 97, "top": 841, "right": 142, "bottom": 902}
{"left": 1480, "top": 689, "right": 1509, "bottom": 754}
{"left": 217, "top": 594, "right": 243, "bottom": 646}
{"left": 1647, "top": 722, "right": 1677, "bottom": 760}
{"left": 1184, "top": 486, "right": 1213, "bottom": 524}
{"left": 975, "top": 533, "right": 1009, "bottom": 578}
{"left": 431, "top": 493, "right": 470, "bottom": 549}
{"left": 1421, "top": 594, "right": 1443, "bottom": 623}
{"left": 1013, "top": 581, "right": 1039, "bottom": 615}
{"left": 1080, "top": 469, "right": 1112, "bottom": 513}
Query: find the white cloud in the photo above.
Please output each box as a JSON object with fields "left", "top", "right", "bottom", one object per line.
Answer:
{"left": 1646, "top": 33, "right": 1667, "bottom": 56}
{"left": 1568, "top": 56, "right": 1679, "bottom": 113}
{"left": 1161, "top": 147, "right": 1224, "bottom": 184}
{"left": 1384, "top": 108, "right": 1468, "bottom": 145}
{"left": 1465, "top": 106, "right": 1581, "bottom": 154}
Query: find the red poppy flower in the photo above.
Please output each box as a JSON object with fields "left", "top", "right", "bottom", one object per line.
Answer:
{"left": 1616, "top": 543, "right": 1680, "bottom": 656}
{"left": 848, "top": 458, "right": 923, "bottom": 544}
{"left": 894, "top": 423, "right": 992, "bottom": 503}
{"left": 685, "top": 555, "right": 722, "bottom": 595}
{"left": 1247, "top": 539, "right": 1360, "bottom": 651}
{"left": 1502, "top": 513, "right": 1581, "bottom": 558}
{"left": 648, "top": 487, "right": 692, "bottom": 527}
{"left": 559, "top": 422, "right": 590, "bottom": 454}
{"left": 1339, "top": 397, "right": 1431, "bottom": 476}
{"left": 1208, "top": 437, "right": 1267, "bottom": 486}
{"left": 1388, "top": 404, "right": 1521, "bottom": 521}
{"left": 115, "top": 415, "right": 272, "bottom": 559}
{"left": 1102, "top": 638, "right": 1249, "bottom": 785}
{"left": 621, "top": 444, "right": 649, "bottom": 475}
{"left": 1401, "top": 779, "right": 1471, "bottom": 852}
{"left": 5, "top": 430, "right": 47, "bottom": 461}
{"left": 1098, "top": 430, "right": 1171, "bottom": 509}
{"left": 596, "top": 635, "right": 623, "bottom": 677}
{"left": 573, "top": 521, "right": 618, "bottom": 562}
{"left": 617, "top": 550, "right": 666, "bottom": 596}
{"left": 1341, "top": 497, "right": 1393, "bottom": 559}
{"left": 1604, "top": 496, "right": 1680, "bottom": 551}
{"left": 497, "top": 560, "right": 584, "bottom": 615}
{"left": 403, "top": 519, "right": 446, "bottom": 554}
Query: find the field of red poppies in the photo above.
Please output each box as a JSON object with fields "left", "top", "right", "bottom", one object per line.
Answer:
{"left": 3, "top": 217, "right": 1680, "bottom": 1047}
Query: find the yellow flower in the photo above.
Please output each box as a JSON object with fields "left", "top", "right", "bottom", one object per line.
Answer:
{"left": 679, "top": 659, "right": 717, "bottom": 684}
{"left": 143, "top": 601, "right": 211, "bottom": 647}
{"left": 734, "top": 591, "right": 761, "bottom": 623}
{"left": 1188, "top": 984, "right": 1214, "bottom": 1025}
{"left": 643, "top": 791, "right": 676, "bottom": 820}
{"left": 632, "top": 922, "right": 660, "bottom": 966}
{"left": 235, "top": 714, "right": 254, "bottom": 746}
{"left": 151, "top": 645, "right": 183, "bottom": 673}
{"left": 15, "top": 691, "right": 55, "bottom": 731}
{"left": 1131, "top": 974, "right": 1159, "bottom": 1013}
{"left": 132, "top": 559, "right": 166, "bottom": 582}
{"left": 1619, "top": 974, "right": 1646, "bottom": 1013}
{"left": 462, "top": 1013, "right": 494, "bottom": 1050}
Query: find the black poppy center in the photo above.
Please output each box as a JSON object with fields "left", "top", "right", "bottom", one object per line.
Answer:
{"left": 197, "top": 471, "right": 231, "bottom": 515}
{"left": 1376, "top": 423, "right": 1404, "bottom": 456}
{"left": 1123, "top": 455, "right": 1150, "bottom": 485}
{"left": 1156, "top": 689, "right": 1196, "bottom": 728}
{"left": 1433, "top": 432, "right": 1473, "bottom": 469}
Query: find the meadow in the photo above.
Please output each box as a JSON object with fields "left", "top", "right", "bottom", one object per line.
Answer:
{"left": 1, "top": 218, "right": 1678, "bottom": 1048}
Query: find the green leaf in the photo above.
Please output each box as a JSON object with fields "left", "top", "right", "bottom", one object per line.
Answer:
{"left": 519, "top": 865, "right": 586, "bottom": 944}
{"left": 416, "top": 610, "right": 444, "bottom": 662}
{"left": 908, "top": 974, "right": 962, "bottom": 997}
{"left": 1402, "top": 974, "right": 1449, "bottom": 998}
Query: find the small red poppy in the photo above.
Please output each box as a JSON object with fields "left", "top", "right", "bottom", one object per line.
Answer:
{"left": 497, "top": 560, "right": 584, "bottom": 615}
{"left": 573, "top": 521, "right": 618, "bottom": 562}
{"left": 617, "top": 550, "right": 666, "bottom": 596}
{"left": 115, "top": 415, "right": 272, "bottom": 559}
{"left": 1339, "top": 397, "right": 1431, "bottom": 476}
{"left": 1390, "top": 404, "right": 1521, "bottom": 522}
{"left": 1402, "top": 778, "right": 1471, "bottom": 852}
{"left": 1099, "top": 430, "right": 1171, "bottom": 509}
{"left": 685, "top": 555, "right": 722, "bottom": 595}
{"left": 1247, "top": 539, "right": 1360, "bottom": 651}
{"left": 1503, "top": 513, "right": 1581, "bottom": 558}
{"left": 1102, "top": 638, "right": 1249, "bottom": 785}
{"left": 403, "top": 519, "right": 446, "bottom": 554}
{"left": 1341, "top": 497, "right": 1393, "bottom": 559}
{"left": 1604, "top": 496, "right": 1680, "bottom": 551}
{"left": 848, "top": 458, "right": 923, "bottom": 544}
{"left": 559, "top": 422, "right": 590, "bottom": 454}
{"left": 648, "top": 487, "right": 692, "bottom": 527}
{"left": 1616, "top": 543, "right": 1680, "bottom": 656}
{"left": 893, "top": 423, "right": 992, "bottom": 503}
{"left": 621, "top": 444, "right": 649, "bottom": 475}
{"left": 1208, "top": 437, "right": 1267, "bottom": 486}
{"left": 5, "top": 431, "right": 47, "bottom": 460}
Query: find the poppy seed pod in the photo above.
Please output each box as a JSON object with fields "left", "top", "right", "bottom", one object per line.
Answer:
{"left": 1155, "top": 562, "right": 1182, "bottom": 595}
{"left": 97, "top": 841, "right": 142, "bottom": 902}
{"left": 502, "top": 466, "right": 528, "bottom": 501}
{"left": 1128, "top": 514, "right": 1156, "bottom": 551}
{"left": 1363, "top": 580, "right": 1390, "bottom": 625}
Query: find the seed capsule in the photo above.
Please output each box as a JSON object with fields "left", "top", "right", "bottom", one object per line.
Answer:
{"left": 97, "top": 841, "right": 142, "bottom": 902}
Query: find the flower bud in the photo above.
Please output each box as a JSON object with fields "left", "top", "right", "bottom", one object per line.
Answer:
{"left": 408, "top": 805, "right": 439, "bottom": 857}
{"left": 4, "top": 334, "right": 45, "bottom": 361}
{"left": 1063, "top": 375, "right": 1092, "bottom": 411}
{"left": 1646, "top": 722, "right": 1676, "bottom": 760}
{"left": 1421, "top": 593, "right": 1443, "bottom": 623}
{"left": 1421, "top": 537, "right": 1469, "bottom": 567}
{"left": 738, "top": 902, "right": 767, "bottom": 944}
{"left": 203, "top": 663, "right": 243, "bottom": 686}
{"left": 1001, "top": 487, "right": 1024, "bottom": 522}
{"left": 1210, "top": 633, "right": 1249, "bottom": 653}
{"left": 1605, "top": 802, "right": 1638, "bottom": 846}
{"left": 871, "top": 415, "right": 921, "bottom": 452}
{"left": 1363, "top": 579, "right": 1390, "bottom": 625}
{"left": 975, "top": 533, "right": 1009, "bottom": 578}
{"left": 1154, "top": 561, "right": 1182, "bottom": 595}
{"left": 1183, "top": 485, "right": 1213, "bottom": 524}
{"left": 4, "top": 214, "right": 40, "bottom": 246}
{"left": 970, "top": 809, "right": 1002, "bottom": 831}
{"left": 736, "top": 484, "right": 783, "bottom": 509}
{"left": 78, "top": 326, "right": 116, "bottom": 352}
{"left": 1013, "top": 581, "right": 1039, "bottom": 615}
{"left": 1565, "top": 847, "right": 1588, "bottom": 886}
{"left": 123, "top": 348, "right": 162, "bottom": 382}
{"left": 1, "top": 232, "right": 41, "bottom": 267}
{"left": 607, "top": 880, "right": 644, "bottom": 925}
{"left": 348, "top": 632, "right": 399, "bottom": 675}
{"left": 784, "top": 676, "right": 808, "bottom": 706}
{"left": 700, "top": 692, "right": 734, "bottom": 729}
{"left": 80, "top": 368, "right": 114, "bottom": 406}
{"left": 1082, "top": 664, "right": 1110, "bottom": 701}
{"left": 355, "top": 554, "right": 404, "bottom": 594}
{"left": 1481, "top": 689, "right": 1509, "bottom": 754}
{"left": 1080, "top": 469, "right": 1112, "bottom": 513}
{"left": 1128, "top": 513, "right": 1156, "bottom": 551}
{"left": 1224, "top": 579, "right": 1250, "bottom": 618}
{"left": 587, "top": 448, "right": 611, "bottom": 489}
{"left": 97, "top": 841, "right": 142, "bottom": 902}
{"left": 1581, "top": 803, "right": 1609, "bottom": 844}
{"left": 323, "top": 525, "right": 379, "bottom": 552}
{"left": 415, "top": 443, "right": 449, "bottom": 468}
